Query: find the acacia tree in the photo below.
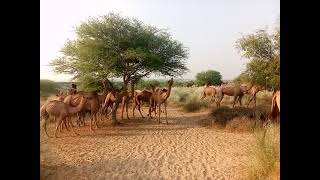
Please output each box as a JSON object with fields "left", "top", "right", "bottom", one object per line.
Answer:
{"left": 50, "top": 13, "right": 189, "bottom": 125}
{"left": 195, "top": 70, "right": 222, "bottom": 86}
{"left": 236, "top": 26, "right": 280, "bottom": 89}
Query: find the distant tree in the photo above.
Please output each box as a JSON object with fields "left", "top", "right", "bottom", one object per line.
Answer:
{"left": 50, "top": 13, "right": 189, "bottom": 125}
{"left": 195, "top": 70, "right": 222, "bottom": 86}
{"left": 236, "top": 25, "right": 280, "bottom": 89}
{"left": 40, "top": 80, "right": 60, "bottom": 97}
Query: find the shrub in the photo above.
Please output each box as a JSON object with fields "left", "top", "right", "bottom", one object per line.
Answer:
{"left": 247, "top": 123, "right": 280, "bottom": 180}
{"left": 169, "top": 87, "right": 211, "bottom": 112}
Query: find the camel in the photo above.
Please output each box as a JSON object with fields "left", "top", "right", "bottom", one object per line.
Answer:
{"left": 216, "top": 84, "right": 253, "bottom": 108}
{"left": 244, "top": 85, "right": 264, "bottom": 107}
{"left": 101, "top": 90, "right": 119, "bottom": 120}
{"left": 149, "top": 78, "right": 174, "bottom": 124}
{"left": 270, "top": 90, "right": 280, "bottom": 120}
{"left": 40, "top": 95, "right": 87, "bottom": 138}
{"left": 63, "top": 91, "right": 101, "bottom": 130}
{"left": 100, "top": 87, "right": 132, "bottom": 120}
{"left": 200, "top": 86, "right": 217, "bottom": 102}
{"left": 133, "top": 86, "right": 156, "bottom": 118}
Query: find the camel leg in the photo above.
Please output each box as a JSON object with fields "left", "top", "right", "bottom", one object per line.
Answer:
{"left": 43, "top": 115, "right": 50, "bottom": 138}
{"left": 59, "top": 120, "right": 63, "bottom": 132}
{"left": 138, "top": 104, "right": 144, "bottom": 118}
{"left": 239, "top": 95, "right": 243, "bottom": 106}
{"left": 64, "top": 118, "right": 70, "bottom": 132}
{"left": 148, "top": 103, "right": 153, "bottom": 119}
{"left": 55, "top": 117, "right": 63, "bottom": 138}
{"left": 158, "top": 104, "right": 161, "bottom": 124}
{"left": 94, "top": 113, "right": 99, "bottom": 129}
{"left": 165, "top": 102, "right": 168, "bottom": 125}
{"left": 66, "top": 117, "right": 79, "bottom": 136}
{"left": 90, "top": 113, "right": 94, "bottom": 131}
{"left": 133, "top": 103, "right": 136, "bottom": 117}
{"left": 246, "top": 96, "right": 253, "bottom": 107}
{"left": 232, "top": 96, "right": 237, "bottom": 108}
{"left": 126, "top": 99, "right": 130, "bottom": 120}
{"left": 121, "top": 100, "right": 125, "bottom": 120}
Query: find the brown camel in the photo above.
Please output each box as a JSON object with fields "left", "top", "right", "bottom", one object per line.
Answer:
{"left": 149, "top": 78, "right": 174, "bottom": 124}
{"left": 101, "top": 87, "right": 131, "bottom": 120}
{"left": 216, "top": 84, "right": 253, "bottom": 108}
{"left": 200, "top": 86, "right": 217, "bottom": 102}
{"left": 133, "top": 86, "right": 156, "bottom": 118}
{"left": 63, "top": 91, "right": 101, "bottom": 130}
{"left": 40, "top": 95, "right": 87, "bottom": 138}
{"left": 270, "top": 90, "right": 280, "bottom": 120}
{"left": 101, "top": 90, "right": 119, "bottom": 120}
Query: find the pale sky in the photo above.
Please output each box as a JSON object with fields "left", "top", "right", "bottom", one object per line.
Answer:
{"left": 40, "top": 0, "right": 279, "bottom": 82}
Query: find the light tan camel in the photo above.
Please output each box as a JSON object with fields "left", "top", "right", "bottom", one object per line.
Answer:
{"left": 149, "top": 78, "right": 174, "bottom": 124}
{"left": 200, "top": 86, "right": 217, "bottom": 102}
{"left": 40, "top": 96, "right": 87, "bottom": 138}
{"left": 244, "top": 85, "right": 264, "bottom": 107}
{"left": 270, "top": 90, "right": 280, "bottom": 120}
{"left": 133, "top": 86, "right": 156, "bottom": 118}
{"left": 216, "top": 84, "right": 253, "bottom": 108}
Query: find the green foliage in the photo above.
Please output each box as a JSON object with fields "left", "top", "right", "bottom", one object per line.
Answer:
{"left": 195, "top": 70, "right": 222, "bottom": 86}
{"left": 40, "top": 80, "right": 60, "bottom": 97}
{"left": 236, "top": 25, "right": 280, "bottom": 89}
{"left": 50, "top": 13, "right": 189, "bottom": 89}
{"left": 135, "top": 79, "right": 162, "bottom": 89}
{"left": 234, "top": 72, "right": 251, "bottom": 83}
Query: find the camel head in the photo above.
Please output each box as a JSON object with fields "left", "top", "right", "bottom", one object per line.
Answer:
{"left": 168, "top": 78, "right": 174, "bottom": 87}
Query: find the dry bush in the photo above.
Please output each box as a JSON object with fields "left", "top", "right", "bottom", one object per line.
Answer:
{"left": 211, "top": 106, "right": 267, "bottom": 129}
{"left": 246, "top": 123, "right": 280, "bottom": 180}
{"left": 169, "top": 87, "right": 211, "bottom": 112}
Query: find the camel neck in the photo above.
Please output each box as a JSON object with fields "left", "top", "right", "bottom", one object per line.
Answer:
{"left": 68, "top": 97, "right": 85, "bottom": 114}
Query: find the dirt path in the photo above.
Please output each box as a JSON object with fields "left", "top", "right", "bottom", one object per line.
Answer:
{"left": 40, "top": 107, "right": 255, "bottom": 180}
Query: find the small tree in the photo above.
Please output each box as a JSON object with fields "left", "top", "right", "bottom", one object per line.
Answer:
{"left": 236, "top": 25, "right": 280, "bottom": 89}
{"left": 50, "top": 13, "right": 189, "bottom": 125}
{"left": 195, "top": 70, "right": 222, "bottom": 86}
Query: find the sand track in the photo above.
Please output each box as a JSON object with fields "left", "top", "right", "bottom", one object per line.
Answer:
{"left": 40, "top": 108, "right": 255, "bottom": 180}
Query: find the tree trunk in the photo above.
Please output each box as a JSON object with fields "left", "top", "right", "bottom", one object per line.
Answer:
{"left": 111, "top": 96, "right": 122, "bottom": 126}
{"left": 111, "top": 81, "right": 128, "bottom": 126}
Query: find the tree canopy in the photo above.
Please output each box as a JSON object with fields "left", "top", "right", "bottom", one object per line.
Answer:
{"left": 50, "top": 13, "right": 189, "bottom": 90}
{"left": 195, "top": 70, "right": 222, "bottom": 86}
{"left": 236, "top": 26, "right": 280, "bottom": 89}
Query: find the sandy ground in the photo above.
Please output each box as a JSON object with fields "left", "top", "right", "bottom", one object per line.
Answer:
{"left": 40, "top": 107, "right": 256, "bottom": 180}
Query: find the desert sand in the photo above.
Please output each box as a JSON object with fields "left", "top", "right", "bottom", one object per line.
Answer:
{"left": 40, "top": 107, "right": 256, "bottom": 180}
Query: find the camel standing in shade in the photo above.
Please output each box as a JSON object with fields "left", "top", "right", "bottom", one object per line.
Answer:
{"left": 63, "top": 91, "right": 101, "bottom": 130}
{"left": 149, "top": 78, "right": 174, "bottom": 124}
{"left": 40, "top": 96, "right": 87, "bottom": 137}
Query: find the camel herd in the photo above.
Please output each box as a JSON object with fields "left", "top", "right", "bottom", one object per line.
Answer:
{"left": 40, "top": 78, "right": 174, "bottom": 137}
{"left": 200, "top": 84, "right": 264, "bottom": 108}
{"left": 40, "top": 79, "right": 280, "bottom": 138}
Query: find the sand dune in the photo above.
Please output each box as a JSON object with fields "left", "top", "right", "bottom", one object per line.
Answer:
{"left": 40, "top": 108, "right": 255, "bottom": 180}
